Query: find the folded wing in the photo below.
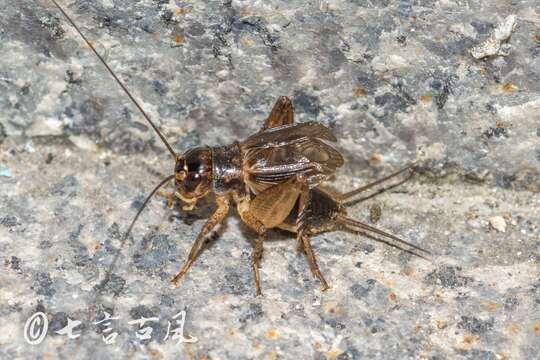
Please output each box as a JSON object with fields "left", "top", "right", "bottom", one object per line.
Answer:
{"left": 242, "top": 122, "right": 344, "bottom": 193}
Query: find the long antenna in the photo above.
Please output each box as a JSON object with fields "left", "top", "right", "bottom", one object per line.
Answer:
{"left": 124, "top": 174, "right": 176, "bottom": 241}
{"left": 97, "top": 174, "right": 175, "bottom": 297}
{"left": 50, "top": 0, "right": 177, "bottom": 158}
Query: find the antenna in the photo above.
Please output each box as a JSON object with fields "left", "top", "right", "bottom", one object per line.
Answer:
{"left": 50, "top": 0, "right": 177, "bottom": 158}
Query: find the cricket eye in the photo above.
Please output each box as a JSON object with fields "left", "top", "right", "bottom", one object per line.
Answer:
{"left": 184, "top": 172, "right": 202, "bottom": 192}
{"left": 180, "top": 147, "right": 212, "bottom": 195}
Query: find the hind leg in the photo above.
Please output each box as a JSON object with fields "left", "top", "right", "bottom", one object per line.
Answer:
{"left": 261, "top": 96, "right": 295, "bottom": 130}
{"left": 300, "top": 234, "right": 330, "bottom": 290}
{"left": 296, "top": 187, "right": 330, "bottom": 290}
{"left": 240, "top": 211, "right": 267, "bottom": 296}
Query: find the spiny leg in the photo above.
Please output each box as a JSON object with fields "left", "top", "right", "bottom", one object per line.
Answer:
{"left": 300, "top": 235, "right": 329, "bottom": 290}
{"left": 296, "top": 188, "right": 329, "bottom": 290}
{"left": 170, "top": 196, "right": 230, "bottom": 286}
{"left": 240, "top": 211, "right": 267, "bottom": 296}
{"left": 262, "top": 96, "right": 295, "bottom": 130}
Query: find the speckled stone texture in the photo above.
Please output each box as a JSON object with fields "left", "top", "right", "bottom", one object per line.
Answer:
{"left": 1, "top": 0, "right": 539, "bottom": 359}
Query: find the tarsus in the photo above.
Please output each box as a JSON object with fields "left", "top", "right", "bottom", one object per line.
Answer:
{"left": 50, "top": 0, "right": 177, "bottom": 158}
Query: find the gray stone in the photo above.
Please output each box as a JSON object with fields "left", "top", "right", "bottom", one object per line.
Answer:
{"left": 0, "top": 0, "right": 538, "bottom": 359}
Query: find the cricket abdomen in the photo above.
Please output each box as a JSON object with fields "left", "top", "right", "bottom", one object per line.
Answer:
{"left": 279, "top": 187, "right": 343, "bottom": 235}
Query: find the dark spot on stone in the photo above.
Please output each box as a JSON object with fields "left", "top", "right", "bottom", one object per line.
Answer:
{"left": 236, "top": 17, "right": 280, "bottom": 52}
{"left": 483, "top": 127, "right": 507, "bottom": 139}
{"left": 458, "top": 316, "right": 494, "bottom": 335}
{"left": 134, "top": 233, "right": 176, "bottom": 278}
{"left": 130, "top": 121, "right": 149, "bottom": 133}
{"left": 0, "top": 122, "right": 5, "bottom": 144}
{"left": 131, "top": 194, "right": 145, "bottom": 211}
{"left": 9, "top": 256, "right": 21, "bottom": 272}
{"left": 69, "top": 224, "right": 84, "bottom": 242}
{"left": 239, "top": 303, "right": 264, "bottom": 323}
{"left": 464, "top": 349, "right": 497, "bottom": 360}
{"left": 329, "top": 48, "right": 346, "bottom": 68}
{"left": 39, "top": 14, "right": 65, "bottom": 40}
{"left": 153, "top": 79, "right": 168, "bottom": 96}
{"left": 78, "top": 98, "right": 104, "bottom": 129}
{"left": 160, "top": 294, "right": 175, "bottom": 307}
{"left": 355, "top": 71, "right": 378, "bottom": 95}
{"left": 504, "top": 296, "right": 519, "bottom": 310}
{"left": 396, "top": 34, "right": 406, "bottom": 45}
{"left": 485, "top": 102, "right": 497, "bottom": 114}
{"left": 35, "top": 301, "right": 46, "bottom": 314}
{"left": 531, "top": 278, "right": 540, "bottom": 304}
{"left": 19, "top": 84, "right": 30, "bottom": 95}
{"left": 187, "top": 22, "right": 206, "bottom": 37}
{"left": 154, "top": 0, "right": 170, "bottom": 7}
{"left": 470, "top": 21, "right": 494, "bottom": 35}
{"left": 50, "top": 175, "right": 79, "bottom": 196}
{"left": 325, "top": 318, "right": 346, "bottom": 330}
{"left": 107, "top": 222, "right": 122, "bottom": 240}
{"left": 361, "top": 314, "right": 386, "bottom": 333}
{"left": 362, "top": 244, "right": 375, "bottom": 254}
{"left": 350, "top": 278, "right": 376, "bottom": 299}
{"left": 337, "top": 348, "right": 362, "bottom": 360}
{"left": 350, "top": 0, "right": 390, "bottom": 8}
{"left": 45, "top": 153, "right": 54, "bottom": 164}
{"left": 375, "top": 92, "right": 408, "bottom": 110}
{"left": 532, "top": 43, "right": 540, "bottom": 58}
{"left": 354, "top": 261, "right": 362, "bottom": 268}
{"left": 425, "top": 266, "right": 471, "bottom": 289}
{"left": 38, "top": 240, "right": 53, "bottom": 249}
{"left": 32, "top": 272, "right": 56, "bottom": 297}
{"left": 94, "top": 274, "right": 126, "bottom": 296}
{"left": 161, "top": 10, "right": 174, "bottom": 23}
{"left": 223, "top": 269, "right": 250, "bottom": 295}
{"left": 293, "top": 90, "right": 321, "bottom": 117}
{"left": 1, "top": 215, "right": 20, "bottom": 228}
{"left": 495, "top": 173, "right": 516, "bottom": 189}
{"left": 49, "top": 312, "right": 68, "bottom": 335}
{"left": 436, "top": 86, "right": 450, "bottom": 109}
{"left": 95, "top": 14, "right": 120, "bottom": 29}
{"left": 65, "top": 70, "right": 81, "bottom": 85}
{"left": 64, "top": 105, "right": 75, "bottom": 118}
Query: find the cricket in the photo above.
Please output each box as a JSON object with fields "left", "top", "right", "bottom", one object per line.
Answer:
{"left": 50, "top": 0, "right": 430, "bottom": 295}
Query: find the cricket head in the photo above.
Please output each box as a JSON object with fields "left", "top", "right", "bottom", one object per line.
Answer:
{"left": 174, "top": 147, "right": 213, "bottom": 210}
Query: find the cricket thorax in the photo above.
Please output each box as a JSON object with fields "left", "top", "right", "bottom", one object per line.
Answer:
{"left": 212, "top": 142, "right": 243, "bottom": 193}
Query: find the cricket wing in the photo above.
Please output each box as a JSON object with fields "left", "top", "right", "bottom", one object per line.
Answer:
{"left": 243, "top": 136, "right": 344, "bottom": 192}
{"left": 243, "top": 121, "right": 338, "bottom": 148}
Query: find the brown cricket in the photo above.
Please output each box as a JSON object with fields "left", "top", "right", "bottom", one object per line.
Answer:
{"left": 50, "top": 0, "right": 430, "bottom": 295}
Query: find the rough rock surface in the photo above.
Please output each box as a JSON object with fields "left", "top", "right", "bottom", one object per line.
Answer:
{"left": 1, "top": 0, "right": 539, "bottom": 359}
